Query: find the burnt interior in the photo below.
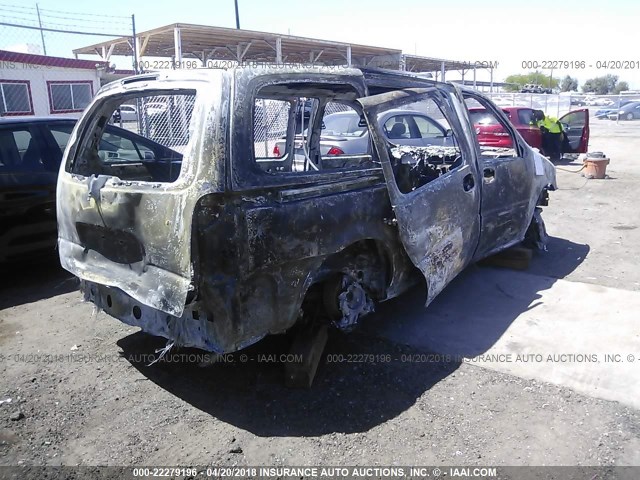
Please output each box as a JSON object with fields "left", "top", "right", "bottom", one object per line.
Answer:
{"left": 391, "top": 146, "right": 463, "bottom": 194}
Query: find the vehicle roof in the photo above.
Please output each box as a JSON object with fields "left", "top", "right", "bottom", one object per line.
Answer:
{"left": 620, "top": 101, "right": 640, "bottom": 109}
{"left": 109, "top": 66, "right": 447, "bottom": 90}
{"left": 0, "top": 116, "right": 77, "bottom": 125}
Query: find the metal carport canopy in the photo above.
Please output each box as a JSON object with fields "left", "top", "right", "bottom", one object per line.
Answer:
{"left": 72, "top": 23, "right": 403, "bottom": 67}
{"left": 402, "top": 54, "right": 476, "bottom": 73}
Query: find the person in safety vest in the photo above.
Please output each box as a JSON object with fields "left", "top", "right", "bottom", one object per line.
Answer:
{"left": 531, "top": 110, "right": 564, "bottom": 161}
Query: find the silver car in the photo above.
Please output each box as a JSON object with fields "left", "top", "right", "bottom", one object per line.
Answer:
{"left": 111, "top": 104, "right": 138, "bottom": 123}
{"left": 275, "top": 109, "right": 455, "bottom": 167}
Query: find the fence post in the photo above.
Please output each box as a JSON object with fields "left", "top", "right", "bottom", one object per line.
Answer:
{"left": 132, "top": 14, "right": 139, "bottom": 74}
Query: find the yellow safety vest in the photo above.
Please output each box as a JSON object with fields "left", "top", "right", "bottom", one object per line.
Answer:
{"left": 537, "top": 117, "right": 562, "bottom": 134}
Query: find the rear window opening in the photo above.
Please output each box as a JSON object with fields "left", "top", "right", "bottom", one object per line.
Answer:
{"left": 69, "top": 90, "right": 196, "bottom": 183}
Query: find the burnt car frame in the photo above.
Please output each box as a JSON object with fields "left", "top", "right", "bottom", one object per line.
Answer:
{"left": 56, "top": 67, "right": 556, "bottom": 354}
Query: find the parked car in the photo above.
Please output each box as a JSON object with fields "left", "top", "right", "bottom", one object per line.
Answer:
{"left": 111, "top": 104, "right": 138, "bottom": 123}
{"left": 0, "top": 116, "right": 182, "bottom": 263}
{"left": 520, "top": 84, "right": 552, "bottom": 94}
{"left": 595, "top": 100, "right": 634, "bottom": 119}
{"left": 607, "top": 101, "right": 640, "bottom": 120}
{"left": 571, "top": 96, "right": 586, "bottom": 106}
{"left": 272, "top": 109, "right": 454, "bottom": 165}
{"left": 143, "top": 102, "right": 168, "bottom": 117}
{"left": 468, "top": 106, "right": 589, "bottom": 159}
{"left": 584, "top": 96, "right": 614, "bottom": 107}
{"left": 56, "top": 67, "right": 556, "bottom": 358}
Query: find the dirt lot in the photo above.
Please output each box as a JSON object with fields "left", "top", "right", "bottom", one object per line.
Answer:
{"left": 1, "top": 120, "right": 639, "bottom": 470}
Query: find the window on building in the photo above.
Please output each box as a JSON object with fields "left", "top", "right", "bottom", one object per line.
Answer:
{"left": 0, "top": 81, "right": 33, "bottom": 115}
{"left": 48, "top": 82, "right": 93, "bottom": 113}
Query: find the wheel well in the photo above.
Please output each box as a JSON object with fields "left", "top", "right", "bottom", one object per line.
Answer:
{"left": 315, "top": 239, "right": 391, "bottom": 297}
{"left": 297, "top": 239, "right": 392, "bottom": 326}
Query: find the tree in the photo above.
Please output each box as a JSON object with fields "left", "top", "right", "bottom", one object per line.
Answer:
{"left": 504, "top": 72, "right": 559, "bottom": 92}
{"left": 582, "top": 75, "right": 619, "bottom": 94}
{"left": 560, "top": 75, "right": 579, "bottom": 92}
{"left": 614, "top": 81, "right": 630, "bottom": 94}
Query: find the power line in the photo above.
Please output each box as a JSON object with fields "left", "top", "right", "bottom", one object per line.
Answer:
{"left": 0, "top": 7, "right": 39, "bottom": 18}
{"left": 0, "top": 12, "right": 129, "bottom": 31}
{"left": 40, "top": 18, "right": 130, "bottom": 30}
{"left": 0, "top": 13, "right": 40, "bottom": 25}
{"left": 0, "top": 15, "right": 129, "bottom": 34}
{"left": 39, "top": 6, "right": 130, "bottom": 19}
{"left": 38, "top": 12, "right": 131, "bottom": 25}
{"left": 0, "top": 2, "right": 130, "bottom": 20}
{"left": 0, "top": 3, "right": 36, "bottom": 11}
{"left": 0, "top": 20, "right": 130, "bottom": 37}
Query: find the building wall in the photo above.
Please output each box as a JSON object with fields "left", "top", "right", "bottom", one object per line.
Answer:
{"left": 0, "top": 63, "right": 100, "bottom": 118}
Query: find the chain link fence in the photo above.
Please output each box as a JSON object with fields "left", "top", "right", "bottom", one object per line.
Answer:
{"left": 253, "top": 99, "right": 290, "bottom": 158}
{"left": 253, "top": 99, "right": 357, "bottom": 158}
{"left": 109, "top": 93, "right": 196, "bottom": 154}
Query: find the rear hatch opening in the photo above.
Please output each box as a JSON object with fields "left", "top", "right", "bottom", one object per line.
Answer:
{"left": 57, "top": 85, "right": 208, "bottom": 317}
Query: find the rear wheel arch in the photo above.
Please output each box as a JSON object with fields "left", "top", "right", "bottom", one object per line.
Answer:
{"left": 314, "top": 238, "right": 392, "bottom": 298}
{"left": 295, "top": 239, "right": 394, "bottom": 329}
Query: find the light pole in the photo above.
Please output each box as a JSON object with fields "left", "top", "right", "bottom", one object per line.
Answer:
{"left": 234, "top": 0, "right": 240, "bottom": 29}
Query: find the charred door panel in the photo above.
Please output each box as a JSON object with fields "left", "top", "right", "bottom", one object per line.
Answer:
{"left": 358, "top": 88, "right": 481, "bottom": 304}
{"left": 461, "top": 92, "right": 538, "bottom": 259}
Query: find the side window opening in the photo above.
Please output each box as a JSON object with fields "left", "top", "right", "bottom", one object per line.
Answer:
{"left": 464, "top": 96, "right": 518, "bottom": 159}
{"left": 254, "top": 98, "right": 291, "bottom": 160}
{"left": 380, "top": 95, "right": 464, "bottom": 194}
{"left": 69, "top": 90, "right": 196, "bottom": 183}
{"left": 252, "top": 84, "right": 375, "bottom": 174}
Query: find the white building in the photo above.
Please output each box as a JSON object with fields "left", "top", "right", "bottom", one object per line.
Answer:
{"left": 0, "top": 49, "right": 109, "bottom": 118}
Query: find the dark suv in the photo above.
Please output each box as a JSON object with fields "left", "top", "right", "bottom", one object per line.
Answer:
{"left": 0, "top": 117, "right": 76, "bottom": 262}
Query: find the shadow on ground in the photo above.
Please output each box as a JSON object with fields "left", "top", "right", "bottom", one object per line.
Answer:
{"left": 362, "top": 235, "right": 589, "bottom": 357}
{"left": 117, "top": 330, "right": 459, "bottom": 437}
{"left": 116, "top": 235, "right": 587, "bottom": 436}
{"left": 0, "top": 253, "right": 77, "bottom": 310}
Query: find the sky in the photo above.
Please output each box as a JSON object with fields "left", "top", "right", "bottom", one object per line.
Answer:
{"left": 1, "top": 0, "right": 639, "bottom": 89}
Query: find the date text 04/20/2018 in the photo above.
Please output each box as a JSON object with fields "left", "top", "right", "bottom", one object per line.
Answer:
{"left": 521, "top": 60, "right": 640, "bottom": 69}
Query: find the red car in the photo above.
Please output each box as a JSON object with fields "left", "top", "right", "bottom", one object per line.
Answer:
{"left": 468, "top": 106, "right": 590, "bottom": 157}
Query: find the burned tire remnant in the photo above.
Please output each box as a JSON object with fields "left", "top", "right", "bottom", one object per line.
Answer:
{"left": 323, "top": 274, "right": 375, "bottom": 331}
{"left": 523, "top": 207, "right": 549, "bottom": 251}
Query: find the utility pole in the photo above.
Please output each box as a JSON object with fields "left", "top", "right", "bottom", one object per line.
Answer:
{"left": 132, "top": 14, "right": 139, "bottom": 73}
{"left": 36, "top": 3, "right": 47, "bottom": 55}
{"left": 234, "top": 0, "right": 240, "bottom": 29}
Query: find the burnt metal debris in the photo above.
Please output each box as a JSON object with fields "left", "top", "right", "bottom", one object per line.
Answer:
{"left": 56, "top": 67, "right": 557, "bottom": 354}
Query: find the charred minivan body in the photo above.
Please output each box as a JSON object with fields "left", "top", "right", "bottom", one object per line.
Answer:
{"left": 57, "top": 67, "right": 556, "bottom": 353}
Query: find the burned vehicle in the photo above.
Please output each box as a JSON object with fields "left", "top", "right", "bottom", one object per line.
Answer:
{"left": 56, "top": 67, "right": 556, "bottom": 354}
